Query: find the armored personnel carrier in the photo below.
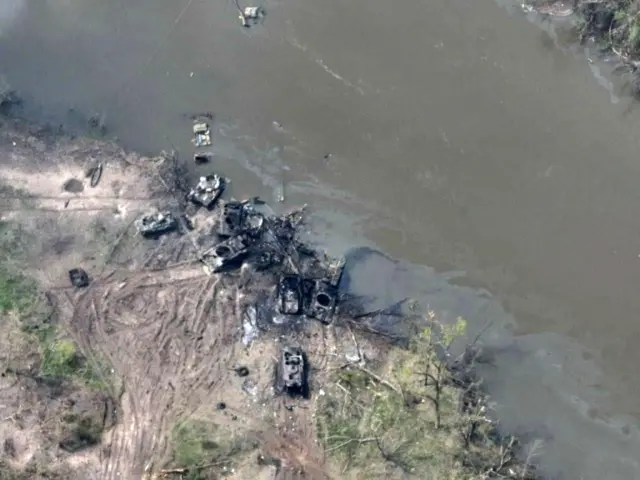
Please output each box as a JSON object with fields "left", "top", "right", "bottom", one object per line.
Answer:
{"left": 135, "top": 211, "right": 177, "bottom": 237}
{"left": 277, "top": 346, "right": 306, "bottom": 396}
{"left": 187, "top": 175, "right": 226, "bottom": 209}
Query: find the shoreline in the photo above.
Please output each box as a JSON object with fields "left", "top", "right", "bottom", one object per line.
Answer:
{"left": 525, "top": 0, "right": 640, "bottom": 96}
{"left": 0, "top": 114, "right": 542, "bottom": 478}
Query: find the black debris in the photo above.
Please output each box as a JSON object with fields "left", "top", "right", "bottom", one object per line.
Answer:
{"left": 216, "top": 402, "right": 226, "bottom": 410}
{"left": 89, "top": 162, "right": 103, "bottom": 187}
{"left": 235, "top": 366, "right": 249, "bottom": 377}
{"left": 278, "top": 275, "right": 303, "bottom": 315}
{"left": 68, "top": 268, "right": 90, "bottom": 288}
{"left": 194, "top": 153, "right": 211, "bottom": 164}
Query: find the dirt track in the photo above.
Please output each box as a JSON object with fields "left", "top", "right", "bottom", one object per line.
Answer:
{"left": 0, "top": 118, "right": 356, "bottom": 479}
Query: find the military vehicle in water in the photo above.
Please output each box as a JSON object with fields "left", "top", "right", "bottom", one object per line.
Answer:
{"left": 135, "top": 211, "right": 177, "bottom": 237}
{"left": 192, "top": 121, "right": 212, "bottom": 147}
{"left": 187, "top": 175, "right": 226, "bottom": 209}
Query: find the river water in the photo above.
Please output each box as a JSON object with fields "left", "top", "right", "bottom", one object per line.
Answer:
{"left": 3, "top": 0, "right": 640, "bottom": 478}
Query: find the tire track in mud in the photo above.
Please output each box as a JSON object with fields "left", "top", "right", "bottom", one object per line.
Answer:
{"left": 56, "top": 264, "right": 243, "bottom": 479}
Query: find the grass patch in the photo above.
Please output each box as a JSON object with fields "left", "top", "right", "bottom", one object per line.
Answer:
{"left": 317, "top": 318, "right": 536, "bottom": 479}
{"left": 37, "top": 327, "right": 112, "bottom": 392}
{"left": 170, "top": 420, "right": 258, "bottom": 480}
{"left": 0, "top": 222, "right": 111, "bottom": 392}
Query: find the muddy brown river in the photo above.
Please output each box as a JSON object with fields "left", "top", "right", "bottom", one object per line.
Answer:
{"left": 3, "top": 0, "right": 640, "bottom": 478}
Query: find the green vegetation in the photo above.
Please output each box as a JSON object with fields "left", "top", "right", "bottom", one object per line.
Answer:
{"left": 317, "top": 317, "right": 536, "bottom": 479}
{"left": 170, "top": 420, "right": 258, "bottom": 480}
{"left": 0, "top": 220, "right": 110, "bottom": 391}
{"left": 575, "top": 1, "right": 640, "bottom": 63}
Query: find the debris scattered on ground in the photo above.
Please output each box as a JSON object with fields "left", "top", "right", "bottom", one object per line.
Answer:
{"left": 63, "top": 178, "right": 84, "bottom": 193}
{"left": 216, "top": 402, "right": 226, "bottom": 410}
{"left": 192, "top": 121, "right": 212, "bottom": 147}
{"left": 135, "top": 210, "right": 178, "bottom": 237}
{"left": 89, "top": 162, "right": 103, "bottom": 187}
{"left": 242, "top": 379, "right": 258, "bottom": 396}
{"left": 187, "top": 174, "right": 226, "bottom": 209}
{"left": 68, "top": 268, "right": 90, "bottom": 288}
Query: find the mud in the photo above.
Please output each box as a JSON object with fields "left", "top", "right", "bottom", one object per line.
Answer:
{"left": 0, "top": 118, "right": 403, "bottom": 480}
{"left": 4, "top": 0, "right": 640, "bottom": 478}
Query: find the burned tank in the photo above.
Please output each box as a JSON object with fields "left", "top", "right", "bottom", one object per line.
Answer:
{"left": 135, "top": 211, "right": 177, "bottom": 237}
{"left": 201, "top": 235, "right": 252, "bottom": 273}
{"left": 306, "top": 258, "right": 345, "bottom": 324}
{"left": 217, "top": 200, "right": 265, "bottom": 238}
{"left": 278, "top": 346, "right": 306, "bottom": 396}
{"left": 187, "top": 175, "right": 226, "bottom": 209}
{"left": 277, "top": 274, "right": 304, "bottom": 315}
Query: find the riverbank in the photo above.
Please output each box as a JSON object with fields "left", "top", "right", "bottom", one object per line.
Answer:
{"left": 528, "top": 0, "right": 640, "bottom": 93}
{"left": 0, "top": 114, "right": 542, "bottom": 479}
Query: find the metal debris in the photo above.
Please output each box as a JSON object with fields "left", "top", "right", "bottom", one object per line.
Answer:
{"left": 90, "top": 162, "right": 103, "bottom": 187}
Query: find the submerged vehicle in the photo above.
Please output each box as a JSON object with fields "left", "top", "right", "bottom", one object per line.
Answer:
{"left": 192, "top": 121, "right": 212, "bottom": 147}
{"left": 68, "top": 268, "right": 90, "bottom": 288}
{"left": 187, "top": 175, "right": 226, "bottom": 209}
{"left": 278, "top": 346, "right": 306, "bottom": 396}
{"left": 135, "top": 211, "right": 177, "bottom": 237}
{"left": 193, "top": 152, "right": 211, "bottom": 164}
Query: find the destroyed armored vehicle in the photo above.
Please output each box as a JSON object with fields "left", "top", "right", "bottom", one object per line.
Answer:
{"left": 277, "top": 275, "right": 304, "bottom": 315}
{"left": 187, "top": 175, "right": 226, "bottom": 209}
{"left": 201, "top": 235, "right": 252, "bottom": 273}
{"left": 307, "top": 280, "right": 339, "bottom": 324}
{"left": 192, "top": 121, "right": 211, "bottom": 147}
{"left": 217, "top": 201, "right": 245, "bottom": 238}
{"left": 278, "top": 346, "right": 306, "bottom": 396}
{"left": 135, "top": 211, "right": 177, "bottom": 237}
{"left": 68, "top": 268, "right": 89, "bottom": 288}
{"left": 246, "top": 247, "right": 283, "bottom": 272}
{"left": 217, "top": 200, "right": 265, "bottom": 238}
{"left": 306, "top": 258, "right": 344, "bottom": 324}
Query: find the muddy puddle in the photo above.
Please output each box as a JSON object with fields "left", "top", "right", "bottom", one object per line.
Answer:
{"left": 3, "top": 0, "right": 640, "bottom": 478}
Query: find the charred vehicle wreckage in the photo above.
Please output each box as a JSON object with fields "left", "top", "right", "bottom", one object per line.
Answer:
{"left": 135, "top": 210, "right": 178, "bottom": 237}
{"left": 131, "top": 157, "right": 346, "bottom": 398}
